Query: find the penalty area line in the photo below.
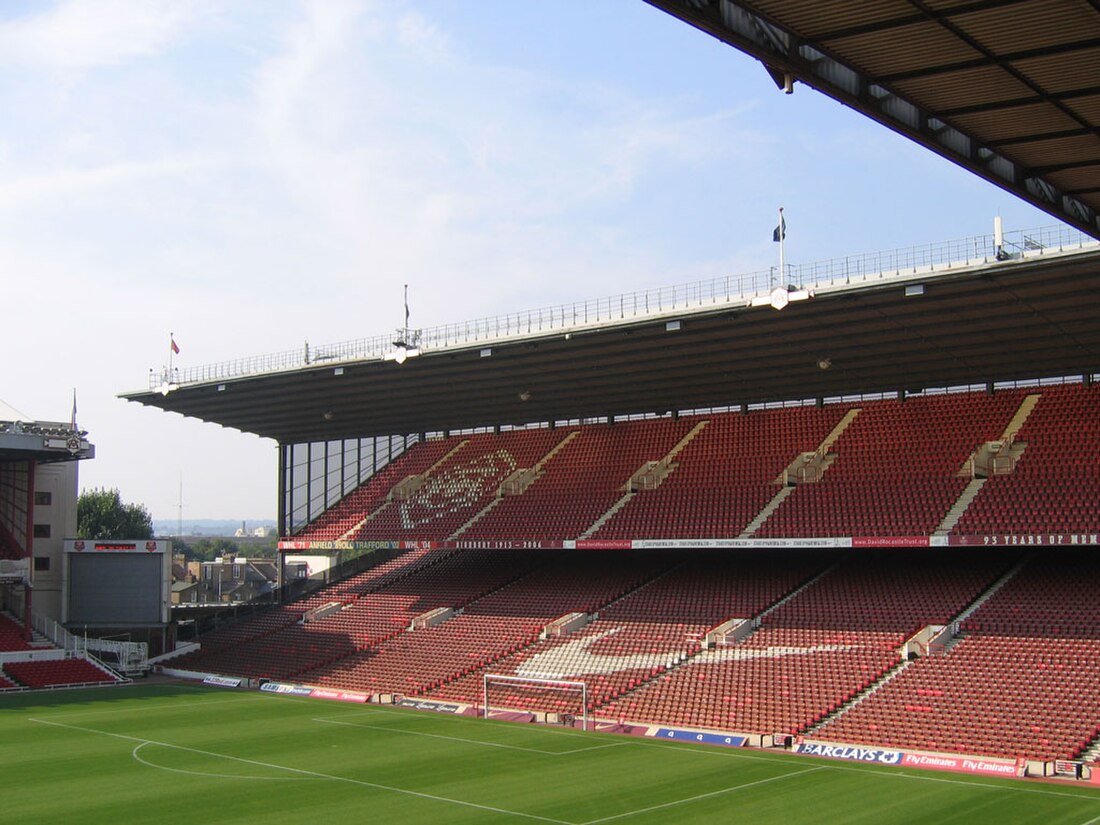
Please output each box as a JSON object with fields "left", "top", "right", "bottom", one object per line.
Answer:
{"left": 579, "top": 766, "right": 826, "bottom": 824}
{"left": 28, "top": 718, "right": 576, "bottom": 825}
{"left": 314, "top": 716, "right": 626, "bottom": 755}
{"left": 624, "top": 739, "right": 1100, "bottom": 803}
{"left": 130, "top": 741, "right": 316, "bottom": 782}
{"left": 32, "top": 694, "right": 268, "bottom": 719}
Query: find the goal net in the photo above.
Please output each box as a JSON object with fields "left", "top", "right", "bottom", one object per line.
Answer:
{"left": 482, "top": 673, "right": 588, "bottom": 731}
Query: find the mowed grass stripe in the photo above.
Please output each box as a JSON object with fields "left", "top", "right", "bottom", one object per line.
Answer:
{"left": 4, "top": 685, "right": 1100, "bottom": 824}
{"left": 307, "top": 704, "right": 797, "bottom": 822}
{"left": 313, "top": 714, "right": 627, "bottom": 755}
{"left": 29, "top": 717, "right": 574, "bottom": 825}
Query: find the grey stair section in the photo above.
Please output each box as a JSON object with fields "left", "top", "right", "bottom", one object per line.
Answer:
{"left": 592, "top": 563, "right": 680, "bottom": 617}
{"left": 934, "top": 478, "right": 987, "bottom": 536}
{"left": 577, "top": 492, "right": 635, "bottom": 540}
{"left": 773, "top": 408, "right": 863, "bottom": 485}
{"left": 341, "top": 498, "right": 397, "bottom": 542}
{"left": 957, "top": 392, "right": 1041, "bottom": 478}
{"left": 340, "top": 439, "right": 471, "bottom": 540}
{"left": 805, "top": 560, "right": 1029, "bottom": 734}
{"left": 952, "top": 555, "right": 1030, "bottom": 626}
{"left": 578, "top": 422, "right": 710, "bottom": 539}
{"left": 1080, "top": 734, "right": 1100, "bottom": 763}
{"left": 937, "top": 394, "right": 1044, "bottom": 536}
{"left": 1002, "top": 393, "right": 1043, "bottom": 440}
{"left": 820, "top": 408, "right": 863, "bottom": 453}
{"left": 450, "top": 431, "right": 580, "bottom": 539}
{"left": 756, "top": 560, "right": 840, "bottom": 623}
{"left": 661, "top": 420, "right": 711, "bottom": 466}
{"left": 912, "top": 557, "right": 1032, "bottom": 659}
{"left": 590, "top": 560, "right": 844, "bottom": 717}
{"left": 747, "top": 409, "right": 863, "bottom": 537}
{"left": 806, "top": 658, "right": 915, "bottom": 734}
{"left": 449, "top": 496, "right": 506, "bottom": 540}
{"left": 739, "top": 486, "right": 795, "bottom": 538}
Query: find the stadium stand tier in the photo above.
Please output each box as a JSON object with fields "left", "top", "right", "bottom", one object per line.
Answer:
{"left": 173, "top": 382, "right": 1100, "bottom": 766}
{"left": 178, "top": 541, "right": 1100, "bottom": 762}
{"left": 952, "top": 384, "right": 1100, "bottom": 538}
{"left": 0, "top": 612, "right": 122, "bottom": 690}
{"left": 818, "top": 554, "right": 1100, "bottom": 761}
{"left": 291, "top": 384, "right": 1100, "bottom": 544}
{"left": 0, "top": 612, "right": 32, "bottom": 652}
{"left": 2, "top": 658, "right": 117, "bottom": 689}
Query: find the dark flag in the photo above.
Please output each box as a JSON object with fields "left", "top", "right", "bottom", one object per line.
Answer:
{"left": 773, "top": 216, "right": 786, "bottom": 242}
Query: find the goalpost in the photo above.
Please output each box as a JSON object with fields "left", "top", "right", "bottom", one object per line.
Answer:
{"left": 482, "top": 673, "right": 588, "bottom": 731}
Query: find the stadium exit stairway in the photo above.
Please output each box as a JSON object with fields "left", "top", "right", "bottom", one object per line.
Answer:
{"left": 740, "top": 409, "right": 862, "bottom": 538}
{"left": 807, "top": 555, "right": 1027, "bottom": 737}
{"left": 576, "top": 421, "right": 710, "bottom": 540}
{"left": 934, "top": 393, "right": 1042, "bottom": 535}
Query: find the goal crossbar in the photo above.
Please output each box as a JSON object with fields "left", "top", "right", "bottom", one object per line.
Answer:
{"left": 482, "top": 673, "right": 588, "bottom": 731}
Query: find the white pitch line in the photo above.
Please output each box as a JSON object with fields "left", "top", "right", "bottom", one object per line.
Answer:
{"left": 621, "top": 740, "right": 1100, "bottom": 803}
{"left": 1079, "top": 814, "right": 1100, "bottom": 825}
{"left": 333, "top": 702, "right": 1100, "bottom": 806}
{"left": 29, "top": 694, "right": 267, "bottom": 719}
{"left": 314, "top": 716, "right": 626, "bottom": 756}
{"left": 886, "top": 769, "right": 1100, "bottom": 802}
{"left": 310, "top": 708, "right": 394, "bottom": 721}
{"left": 579, "top": 766, "right": 825, "bottom": 824}
{"left": 379, "top": 705, "right": 600, "bottom": 741}
{"left": 131, "top": 742, "right": 316, "bottom": 782}
{"left": 28, "top": 718, "right": 575, "bottom": 825}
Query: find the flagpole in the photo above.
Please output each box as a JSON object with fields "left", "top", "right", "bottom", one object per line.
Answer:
{"left": 168, "top": 332, "right": 175, "bottom": 375}
{"left": 778, "top": 207, "right": 785, "bottom": 288}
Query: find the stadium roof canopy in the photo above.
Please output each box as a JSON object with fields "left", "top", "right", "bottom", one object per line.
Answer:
{"left": 644, "top": 0, "right": 1100, "bottom": 240}
{"left": 0, "top": 399, "right": 94, "bottom": 464}
{"left": 123, "top": 238, "right": 1100, "bottom": 444}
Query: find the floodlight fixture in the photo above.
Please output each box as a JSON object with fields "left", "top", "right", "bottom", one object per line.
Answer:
{"left": 749, "top": 285, "right": 814, "bottom": 310}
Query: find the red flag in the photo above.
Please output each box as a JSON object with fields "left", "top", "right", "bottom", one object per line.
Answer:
{"left": 171, "top": 336, "right": 180, "bottom": 354}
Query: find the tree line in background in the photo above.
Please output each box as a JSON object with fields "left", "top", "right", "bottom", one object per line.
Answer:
{"left": 76, "top": 488, "right": 278, "bottom": 560}
{"left": 172, "top": 536, "right": 279, "bottom": 561}
{"left": 77, "top": 488, "right": 154, "bottom": 540}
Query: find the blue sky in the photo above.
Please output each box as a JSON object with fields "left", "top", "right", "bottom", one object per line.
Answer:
{"left": 0, "top": 0, "right": 1057, "bottom": 522}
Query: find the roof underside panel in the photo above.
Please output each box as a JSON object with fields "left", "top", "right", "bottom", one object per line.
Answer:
{"left": 643, "top": 0, "right": 1100, "bottom": 237}
{"left": 123, "top": 251, "right": 1100, "bottom": 443}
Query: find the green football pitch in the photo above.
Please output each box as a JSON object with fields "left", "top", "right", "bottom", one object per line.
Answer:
{"left": 4, "top": 684, "right": 1100, "bottom": 824}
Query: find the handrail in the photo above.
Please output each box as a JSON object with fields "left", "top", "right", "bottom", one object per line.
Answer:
{"left": 146, "top": 223, "right": 1097, "bottom": 390}
{"left": 31, "top": 612, "right": 147, "bottom": 672}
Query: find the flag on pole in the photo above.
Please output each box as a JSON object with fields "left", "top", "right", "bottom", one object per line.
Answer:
{"left": 403, "top": 284, "right": 410, "bottom": 330}
{"left": 171, "top": 335, "right": 180, "bottom": 355}
{"left": 70, "top": 389, "right": 78, "bottom": 431}
{"left": 773, "top": 215, "right": 786, "bottom": 242}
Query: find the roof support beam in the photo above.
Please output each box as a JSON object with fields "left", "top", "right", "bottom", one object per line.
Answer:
{"left": 642, "top": 0, "right": 1100, "bottom": 239}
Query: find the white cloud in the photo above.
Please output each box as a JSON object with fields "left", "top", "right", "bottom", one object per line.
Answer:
{"left": 0, "top": 1, "right": 1056, "bottom": 521}
{"left": 395, "top": 10, "right": 450, "bottom": 54}
{"left": 0, "top": 0, "right": 201, "bottom": 70}
{"left": 0, "top": 154, "right": 222, "bottom": 209}
{"left": 238, "top": 1, "right": 764, "bottom": 330}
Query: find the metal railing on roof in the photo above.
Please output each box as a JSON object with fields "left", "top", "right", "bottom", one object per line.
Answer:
{"left": 149, "top": 223, "right": 1097, "bottom": 390}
